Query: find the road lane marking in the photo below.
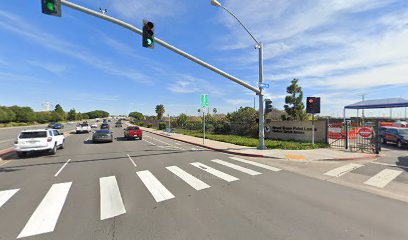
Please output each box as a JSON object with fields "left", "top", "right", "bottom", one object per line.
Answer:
{"left": 324, "top": 163, "right": 364, "bottom": 177}
{"left": 175, "top": 142, "right": 181, "bottom": 145}
{"left": 54, "top": 159, "right": 71, "bottom": 177}
{"left": 190, "top": 162, "right": 239, "bottom": 182}
{"left": 100, "top": 176, "right": 126, "bottom": 220}
{"left": 136, "top": 170, "right": 175, "bottom": 202}
{"left": 126, "top": 154, "right": 137, "bottom": 167}
{"left": 166, "top": 166, "right": 210, "bottom": 190}
{"left": 0, "top": 138, "right": 15, "bottom": 144}
{"left": 211, "top": 159, "right": 262, "bottom": 176}
{"left": 0, "top": 160, "right": 10, "bottom": 167}
{"left": 229, "top": 157, "right": 282, "bottom": 172}
{"left": 142, "top": 139, "right": 156, "bottom": 146}
{"left": 17, "top": 182, "right": 72, "bottom": 239}
{"left": 364, "top": 169, "right": 403, "bottom": 188}
{"left": 147, "top": 136, "right": 185, "bottom": 150}
{"left": 370, "top": 161, "right": 408, "bottom": 170}
{"left": 0, "top": 189, "right": 19, "bottom": 208}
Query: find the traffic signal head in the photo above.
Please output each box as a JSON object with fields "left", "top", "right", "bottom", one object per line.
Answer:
{"left": 306, "top": 97, "right": 320, "bottom": 114}
{"left": 41, "top": 0, "right": 61, "bottom": 17}
{"left": 142, "top": 20, "right": 154, "bottom": 48}
{"left": 265, "top": 99, "right": 273, "bottom": 114}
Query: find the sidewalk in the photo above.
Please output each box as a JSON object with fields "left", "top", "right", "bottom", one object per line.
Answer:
{"left": 140, "top": 127, "right": 378, "bottom": 161}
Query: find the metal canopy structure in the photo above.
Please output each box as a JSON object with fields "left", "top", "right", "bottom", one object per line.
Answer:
{"left": 345, "top": 98, "right": 408, "bottom": 109}
{"left": 344, "top": 98, "right": 408, "bottom": 121}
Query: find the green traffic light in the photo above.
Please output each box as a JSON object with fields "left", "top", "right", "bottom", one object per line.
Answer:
{"left": 47, "top": 2, "right": 55, "bottom": 11}
{"left": 147, "top": 38, "right": 152, "bottom": 45}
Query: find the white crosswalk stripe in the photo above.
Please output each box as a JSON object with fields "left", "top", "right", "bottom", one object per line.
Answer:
{"left": 166, "top": 166, "right": 210, "bottom": 190}
{"left": 229, "top": 157, "right": 281, "bottom": 172}
{"left": 211, "top": 159, "right": 262, "bottom": 176}
{"left": 191, "top": 162, "right": 239, "bottom": 182}
{"left": 364, "top": 169, "right": 403, "bottom": 188}
{"left": 324, "top": 163, "right": 364, "bottom": 177}
{"left": 17, "top": 182, "right": 72, "bottom": 239}
{"left": 136, "top": 170, "right": 175, "bottom": 202}
{"left": 0, "top": 189, "right": 19, "bottom": 208}
{"left": 100, "top": 176, "right": 126, "bottom": 220}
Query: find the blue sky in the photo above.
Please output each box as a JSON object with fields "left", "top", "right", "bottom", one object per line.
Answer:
{"left": 1, "top": 0, "right": 408, "bottom": 118}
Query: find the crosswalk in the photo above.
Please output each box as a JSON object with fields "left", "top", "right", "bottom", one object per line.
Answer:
{"left": 324, "top": 163, "right": 405, "bottom": 188}
{"left": 0, "top": 157, "right": 282, "bottom": 239}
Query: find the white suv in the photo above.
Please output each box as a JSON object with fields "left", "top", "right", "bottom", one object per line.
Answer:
{"left": 14, "top": 129, "right": 65, "bottom": 157}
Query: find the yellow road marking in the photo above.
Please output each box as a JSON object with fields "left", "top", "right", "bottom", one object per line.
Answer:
{"left": 0, "top": 160, "right": 10, "bottom": 167}
{"left": 285, "top": 154, "right": 306, "bottom": 160}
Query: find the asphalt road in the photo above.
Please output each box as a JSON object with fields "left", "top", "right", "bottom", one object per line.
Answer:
{"left": 0, "top": 124, "right": 408, "bottom": 240}
{"left": 0, "top": 123, "right": 78, "bottom": 150}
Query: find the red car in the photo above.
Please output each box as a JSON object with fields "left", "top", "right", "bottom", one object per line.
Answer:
{"left": 124, "top": 126, "right": 143, "bottom": 140}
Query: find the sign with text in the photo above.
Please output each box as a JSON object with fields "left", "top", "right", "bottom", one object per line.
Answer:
{"left": 201, "top": 94, "right": 208, "bottom": 107}
{"left": 265, "top": 121, "right": 327, "bottom": 142}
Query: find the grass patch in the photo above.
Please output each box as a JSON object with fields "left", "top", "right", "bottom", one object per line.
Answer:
{"left": 0, "top": 122, "right": 42, "bottom": 128}
{"left": 175, "top": 129, "right": 328, "bottom": 150}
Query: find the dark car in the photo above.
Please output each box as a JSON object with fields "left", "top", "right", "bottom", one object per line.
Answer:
{"left": 52, "top": 123, "right": 64, "bottom": 129}
{"left": 92, "top": 129, "right": 113, "bottom": 143}
{"left": 100, "top": 123, "right": 110, "bottom": 130}
{"left": 47, "top": 122, "right": 56, "bottom": 128}
{"left": 115, "top": 121, "right": 122, "bottom": 128}
{"left": 381, "top": 127, "right": 408, "bottom": 148}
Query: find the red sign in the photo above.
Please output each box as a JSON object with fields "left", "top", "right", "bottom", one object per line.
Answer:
{"left": 358, "top": 127, "right": 372, "bottom": 138}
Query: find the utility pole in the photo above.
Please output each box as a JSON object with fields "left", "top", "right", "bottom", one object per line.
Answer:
{"left": 362, "top": 94, "right": 365, "bottom": 125}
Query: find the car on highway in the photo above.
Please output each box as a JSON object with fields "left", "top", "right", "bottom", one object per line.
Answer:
{"left": 100, "top": 123, "right": 110, "bottom": 130}
{"left": 90, "top": 123, "right": 98, "bottom": 128}
{"left": 92, "top": 129, "right": 113, "bottom": 143}
{"left": 52, "top": 123, "right": 64, "bottom": 129}
{"left": 115, "top": 121, "right": 122, "bottom": 128}
{"left": 381, "top": 127, "right": 408, "bottom": 148}
{"left": 76, "top": 123, "right": 91, "bottom": 134}
{"left": 14, "top": 129, "right": 65, "bottom": 157}
{"left": 124, "top": 126, "right": 143, "bottom": 140}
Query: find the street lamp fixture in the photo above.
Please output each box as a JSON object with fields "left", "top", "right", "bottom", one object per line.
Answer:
{"left": 210, "top": 0, "right": 266, "bottom": 149}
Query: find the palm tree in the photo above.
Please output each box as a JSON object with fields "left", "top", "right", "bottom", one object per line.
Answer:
{"left": 155, "top": 104, "right": 165, "bottom": 120}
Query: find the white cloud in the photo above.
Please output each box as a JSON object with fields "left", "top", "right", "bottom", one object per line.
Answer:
{"left": 27, "top": 60, "right": 68, "bottom": 75}
{"left": 225, "top": 99, "right": 252, "bottom": 106}
{"left": 0, "top": 71, "right": 49, "bottom": 84}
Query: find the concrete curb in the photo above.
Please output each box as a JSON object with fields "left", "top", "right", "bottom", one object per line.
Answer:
{"left": 0, "top": 148, "right": 16, "bottom": 159}
{"left": 142, "top": 128, "right": 379, "bottom": 161}
{"left": 319, "top": 154, "right": 379, "bottom": 161}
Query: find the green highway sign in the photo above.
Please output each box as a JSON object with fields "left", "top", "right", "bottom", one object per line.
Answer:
{"left": 201, "top": 94, "right": 208, "bottom": 107}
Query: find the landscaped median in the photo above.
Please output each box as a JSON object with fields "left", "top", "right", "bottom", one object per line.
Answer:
{"left": 173, "top": 129, "right": 329, "bottom": 150}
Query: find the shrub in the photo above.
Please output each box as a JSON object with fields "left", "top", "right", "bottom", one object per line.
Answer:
{"left": 147, "top": 123, "right": 153, "bottom": 128}
{"left": 138, "top": 122, "right": 145, "bottom": 126}
{"left": 158, "top": 122, "right": 166, "bottom": 130}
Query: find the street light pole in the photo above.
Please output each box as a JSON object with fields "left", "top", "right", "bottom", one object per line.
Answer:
{"left": 211, "top": 0, "right": 265, "bottom": 149}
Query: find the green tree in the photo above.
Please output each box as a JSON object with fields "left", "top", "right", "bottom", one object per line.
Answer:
{"left": 176, "top": 113, "right": 188, "bottom": 127}
{"left": 67, "top": 109, "right": 77, "bottom": 121}
{"left": 283, "top": 78, "right": 307, "bottom": 121}
{"left": 155, "top": 104, "right": 165, "bottom": 120}
{"left": 81, "top": 113, "right": 89, "bottom": 120}
{"left": 35, "top": 111, "right": 52, "bottom": 123}
{"left": 9, "top": 106, "right": 36, "bottom": 122}
{"left": 53, "top": 104, "right": 66, "bottom": 121}
{"left": 227, "top": 107, "right": 258, "bottom": 136}
{"left": 0, "top": 106, "right": 16, "bottom": 123}
{"left": 129, "top": 111, "right": 144, "bottom": 120}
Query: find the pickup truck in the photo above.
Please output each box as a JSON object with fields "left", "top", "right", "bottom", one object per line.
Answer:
{"left": 124, "top": 126, "right": 142, "bottom": 140}
{"left": 76, "top": 123, "right": 91, "bottom": 134}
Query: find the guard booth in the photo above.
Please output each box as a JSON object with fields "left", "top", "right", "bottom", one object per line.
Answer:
{"left": 329, "top": 98, "right": 408, "bottom": 153}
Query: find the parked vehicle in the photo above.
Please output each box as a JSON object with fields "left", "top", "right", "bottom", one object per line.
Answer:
{"left": 381, "top": 127, "right": 408, "bottom": 148}
{"left": 100, "top": 123, "right": 110, "bottom": 130}
{"left": 124, "top": 126, "right": 143, "bottom": 140}
{"left": 14, "top": 129, "right": 65, "bottom": 157}
{"left": 76, "top": 123, "right": 91, "bottom": 134}
{"left": 92, "top": 129, "right": 113, "bottom": 143}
